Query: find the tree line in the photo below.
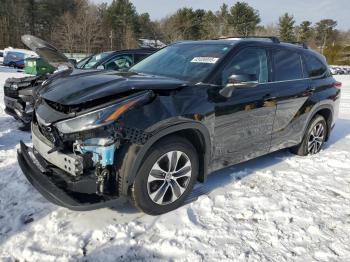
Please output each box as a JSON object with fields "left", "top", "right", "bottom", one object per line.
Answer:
{"left": 0, "top": 0, "right": 349, "bottom": 64}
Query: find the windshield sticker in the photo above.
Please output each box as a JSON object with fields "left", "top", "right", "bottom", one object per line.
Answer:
{"left": 191, "top": 57, "right": 219, "bottom": 64}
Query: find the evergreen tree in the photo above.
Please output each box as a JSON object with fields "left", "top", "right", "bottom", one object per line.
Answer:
{"left": 229, "top": 2, "right": 260, "bottom": 36}
{"left": 298, "top": 21, "right": 312, "bottom": 42}
{"left": 217, "top": 3, "right": 230, "bottom": 36}
{"left": 278, "top": 13, "right": 296, "bottom": 41}
{"left": 315, "top": 19, "right": 338, "bottom": 52}
{"left": 105, "top": 0, "right": 139, "bottom": 49}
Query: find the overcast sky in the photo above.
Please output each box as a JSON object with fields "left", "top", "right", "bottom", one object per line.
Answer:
{"left": 92, "top": 0, "right": 349, "bottom": 30}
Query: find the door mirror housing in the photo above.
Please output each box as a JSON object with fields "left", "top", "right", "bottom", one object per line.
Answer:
{"left": 96, "top": 65, "right": 105, "bottom": 70}
{"left": 219, "top": 74, "right": 259, "bottom": 98}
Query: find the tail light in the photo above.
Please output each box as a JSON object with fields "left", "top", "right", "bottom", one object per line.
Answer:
{"left": 334, "top": 81, "right": 342, "bottom": 89}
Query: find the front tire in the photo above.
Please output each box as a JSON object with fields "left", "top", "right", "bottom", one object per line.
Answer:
{"left": 130, "top": 136, "right": 198, "bottom": 215}
{"left": 290, "top": 115, "right": 327, "bottom": 156}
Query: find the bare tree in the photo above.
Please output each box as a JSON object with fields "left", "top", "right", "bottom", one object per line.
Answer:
{"left": 53, "top": 12, "right": 79, "bottom": 55}
{"left": 77, "top": 5, "right": 102, "bottom": 54}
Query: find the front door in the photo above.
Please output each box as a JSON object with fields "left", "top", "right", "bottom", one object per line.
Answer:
{"left": 212, "top": 47, "right": 277, "bottom": 167}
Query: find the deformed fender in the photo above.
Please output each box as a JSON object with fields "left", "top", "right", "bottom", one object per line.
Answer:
{"left": 117, "top": 121, "right": 211, "bottom": 196}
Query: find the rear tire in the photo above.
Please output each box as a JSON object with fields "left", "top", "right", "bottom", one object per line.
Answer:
{"left": 290, "top": 115, "right": 327, "bottom": 156}
{"left": 130, "top": 136, "right": 198, "bottom": 215}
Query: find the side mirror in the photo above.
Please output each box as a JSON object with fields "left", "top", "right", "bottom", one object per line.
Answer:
{"left": 96, "top": 65, "right": 105, "bottom": 70}
{"left": 219, "top": 74, "right": 258, "bottom": 98}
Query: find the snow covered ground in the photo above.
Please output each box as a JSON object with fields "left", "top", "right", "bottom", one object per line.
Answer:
{"left": 0, "top": 66, "right": 350, "bottom": 261}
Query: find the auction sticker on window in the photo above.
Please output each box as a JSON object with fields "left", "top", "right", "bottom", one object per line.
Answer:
{"left": 191, "top": 57, "right": 219, "bottom": 64}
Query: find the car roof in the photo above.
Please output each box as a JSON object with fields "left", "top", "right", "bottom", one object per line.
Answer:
{"left": 88, "top": 49, "right": 156, "bottom": 59}
{"left": 109, "top": 48, "right": 157, "bottom": 54}
{"left": 173, "top": 38, "right": 327, "bottom": 62}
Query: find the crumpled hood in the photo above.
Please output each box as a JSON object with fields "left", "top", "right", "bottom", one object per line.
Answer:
{"left": 39, "top": 70, "right": 188, "bottom": 106}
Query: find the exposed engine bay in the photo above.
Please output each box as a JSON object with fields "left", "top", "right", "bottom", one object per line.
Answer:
{"left": 30, "top": 88, "right": 156, "bottom": 198}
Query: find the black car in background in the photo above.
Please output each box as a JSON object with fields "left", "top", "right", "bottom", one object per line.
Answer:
{"left": 3, "top": 35, "right": 155, "bottom": 128}
{"left": 18, "top": 36, "right": 341, "bottom": 215}
{"left": 76, "top": 49, "right": 155, "bottom": 71}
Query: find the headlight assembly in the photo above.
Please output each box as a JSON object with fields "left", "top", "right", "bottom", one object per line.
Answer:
{"left": 54, "top": 95, "right": 144, "bottom": 134}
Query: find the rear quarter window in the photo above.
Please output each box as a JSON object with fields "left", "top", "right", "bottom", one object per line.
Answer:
{"left": 273, "top": 49, "right": 303, "bottom": 81}
{"left": 304, "top": 54, "right": 327, "bottom": 77}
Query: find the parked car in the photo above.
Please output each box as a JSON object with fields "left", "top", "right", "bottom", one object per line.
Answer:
{"left": 3, "top": 51, "right": 26, "bottom": 68}
{"left": 75, "top": 48, "right": 156, "bottom": 71}
{"left": 329, "top": 67, "right": 337, "bottom": 75}
{"left": 3, "top": 48, "right": 37, "bottom": 68}
{"left": 0, "top": 50, "right": 4, "bottom": 65}
{"left": 18, "top": 36, "right": 341, "bottom": 215}
{"left": 3, "top": 35, "right": 155, "bottom": 128}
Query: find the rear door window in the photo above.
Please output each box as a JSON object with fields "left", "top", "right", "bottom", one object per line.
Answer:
{"left": 272, "top": 50, "right": 303, "bottom": 81}
{"left": 304, "top": 54, "right": 327, "bottom": 77}
{"left": 104, "top": 54, "right": 134, "bottom": 71}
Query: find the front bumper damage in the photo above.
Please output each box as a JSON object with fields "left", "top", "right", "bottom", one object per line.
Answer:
{"left": 3, "top": 75, "right": 44, "bottom": 125}
{"left": 17, "top": 141, "right": 127, "bottom": 211}
{"left": 17, "top": 90, "right": 155, "bottom": 209}
{"left": 4, "top": 95, "right": 33, "bottom": 124}
{"left": 17, "top": 122, "right": 132, "bottom": 210}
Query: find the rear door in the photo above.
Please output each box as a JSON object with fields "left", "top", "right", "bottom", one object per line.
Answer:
{"left": 213, "top": 46, "right": 277, "bottom": 166}
{"left": 269, "top": 49, "right": 311, "bottom": 151}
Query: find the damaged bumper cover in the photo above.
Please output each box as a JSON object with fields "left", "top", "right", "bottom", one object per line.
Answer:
{"left": 3, "top": 75, "right": 44, "bottom": 124}
{"left": 4, "top": 95, "right": 33, "bottom": 124}
{"left": 17, "top": 141, "right": 126, "bottom": 211}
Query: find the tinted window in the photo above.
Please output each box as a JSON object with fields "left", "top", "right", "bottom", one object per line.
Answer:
{"left": 83, "top": 52, "right": 112, "bottom": 69}
{"left": 304, "top": 54, "right": 327, "bottom": 77}
{"left": 273, "top": 50, "right": 303, "bottom": 81}
{"left": 134, "top": 53, "right": 149, "bottom": 64}
{"left": 104, "top": 54, "right": 133, "bottom": 71}
{"left": 221, "top": 47, "right": 268, "bottom": 85}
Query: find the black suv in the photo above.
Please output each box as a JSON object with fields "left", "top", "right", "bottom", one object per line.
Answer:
{"left": 3, "top": 35, "right": 155, "bottom": 128}
{"left": 17, "top": 37, "right": 341, "bottom": 215}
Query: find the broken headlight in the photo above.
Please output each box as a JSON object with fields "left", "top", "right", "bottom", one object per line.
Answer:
{"left": 54, "top": 95, "right": 143, "bottom": 134}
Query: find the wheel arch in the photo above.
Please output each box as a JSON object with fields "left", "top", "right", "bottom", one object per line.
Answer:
{"left": 306, "top": 103, "right": 334, "bottom": 141}
{"left": 118, "top": 121, "right": 211, "bottom": 196}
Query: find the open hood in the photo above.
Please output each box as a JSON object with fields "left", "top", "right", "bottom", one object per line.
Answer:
{"left": 21, "top": 35, "right": 73, "bottom": 68}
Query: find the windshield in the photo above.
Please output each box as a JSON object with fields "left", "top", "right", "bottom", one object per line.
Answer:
{"left": 82, "top": 52, "right": 112, "bottom": 69}
{"left": 130, "top": 43, "right": 231, "bottom": 82}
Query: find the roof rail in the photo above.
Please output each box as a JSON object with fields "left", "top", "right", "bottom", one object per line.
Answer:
{"left": 215, "top": 36, "right": 280, "bottom": 43}
{"left": 286, "top": 41, "right": 308, "bottom": 49}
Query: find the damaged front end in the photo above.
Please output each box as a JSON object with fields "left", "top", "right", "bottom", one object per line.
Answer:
{"left": 17, "top": 91, "right": 153, "bottom": 209}
{"left": 4, "top": 76, "right": 46, "bottom": 125}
